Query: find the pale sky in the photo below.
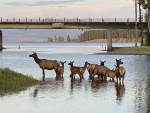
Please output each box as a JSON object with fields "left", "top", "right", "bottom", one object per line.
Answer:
{"left": 0, "top": 0, "right": 141, "bottom": 19}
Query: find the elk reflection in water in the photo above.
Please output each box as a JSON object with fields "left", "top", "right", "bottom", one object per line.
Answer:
{"left": 115, "top": 82, "right": 125, "bottom": 100}
{"left": 32, "top": 78, "right": 64, "bottom": 97}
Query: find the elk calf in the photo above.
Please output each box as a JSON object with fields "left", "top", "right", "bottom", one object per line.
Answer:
{"left": 105, "top": 68, "right": 116, "bottom": 81}
{"left": 79, "top": 61, "right": 89, "bottom": 79}
{"left": 57, "top": 61, "right": 66, "bottom": 78}
{"left": 92, "top": 65, "right": 109, "bottom": 80}
{"left": 87, "top": 60, "right": 106, "bottom": 79}
{"left": 68, "top": 61, "right": 81, "bottom": 80}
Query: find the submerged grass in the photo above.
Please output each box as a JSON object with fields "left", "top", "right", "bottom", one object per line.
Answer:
{"left": 0, "top": 68, "right": 40, "bottom": 96}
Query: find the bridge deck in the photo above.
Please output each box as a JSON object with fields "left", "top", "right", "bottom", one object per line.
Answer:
{"left": 0, "top": 18, "right": 147, "bottom": 29}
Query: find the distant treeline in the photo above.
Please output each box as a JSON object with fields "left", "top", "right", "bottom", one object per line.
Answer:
{"left": 47, "top": 29, "right": 141, "bottom": 42}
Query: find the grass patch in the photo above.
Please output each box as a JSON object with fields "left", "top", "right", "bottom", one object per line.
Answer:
{"left": 0, "top": 68, "right": 40, "bottom": 96}
{"left": 111, "top": 46, "right": 150, "bottom": 52}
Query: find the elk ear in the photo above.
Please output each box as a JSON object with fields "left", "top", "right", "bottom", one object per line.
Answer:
{"left": 104, "top": 60, "right": 106, "bottom": 63}
{"left": 119, "top": 58, "right": 122, "bottom": 60}
{"left": 64, "top": 61, "right": 66, "bottom": 63}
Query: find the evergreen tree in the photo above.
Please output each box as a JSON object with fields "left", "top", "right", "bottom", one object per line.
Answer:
{"left": 51, "top": 38, "right": 53, "bottom": 42}
{"left": 67, "top": 35, "right": 71, "bottom": 42}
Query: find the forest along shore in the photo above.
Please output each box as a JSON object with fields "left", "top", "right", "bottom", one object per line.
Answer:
{"left": 85, "top": 38, "right": 141, "bottom": 43}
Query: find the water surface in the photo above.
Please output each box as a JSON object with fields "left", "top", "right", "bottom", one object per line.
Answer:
{"left": 0, "top": 42, "right": 149, "bottom": 113}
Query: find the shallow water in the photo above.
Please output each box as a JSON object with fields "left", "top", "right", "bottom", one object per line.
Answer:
{"left": 0, "top": 42, "right": 149, "bottom": 113}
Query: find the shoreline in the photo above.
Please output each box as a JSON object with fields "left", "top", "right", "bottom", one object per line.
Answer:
{"left": 94, "top": 47, "right": 150, "bottom": 55}
{"left": 94, "top": 51, "right": 150, "bottom": 55}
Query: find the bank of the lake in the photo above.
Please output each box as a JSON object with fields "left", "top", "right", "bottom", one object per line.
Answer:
{"left": 95, "top": 46, "right": 150, "bottom": 55}
{"left": 0, "top": 68, "right": 40, "bottom": 96}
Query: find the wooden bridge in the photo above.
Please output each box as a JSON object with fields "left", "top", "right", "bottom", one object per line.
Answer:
{"left": 0, "top": 17, "right": 147, "bottom": 29}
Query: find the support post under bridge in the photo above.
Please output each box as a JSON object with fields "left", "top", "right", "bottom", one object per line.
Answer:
{"left": 0, "top": 30, "right": 3, "bottom": 51}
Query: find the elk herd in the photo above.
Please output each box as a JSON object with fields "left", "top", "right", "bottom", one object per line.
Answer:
{"left": 29, "top": 52, "right": 126, "bottom": 84}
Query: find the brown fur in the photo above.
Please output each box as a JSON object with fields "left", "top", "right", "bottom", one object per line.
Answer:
{"left": 87, "top": 60, "right": 106, "bottom": 79}
{"left": 68, "top": 61, "right": 82, "bottom": 80}
{"left": 105, "top": 68, "right": 116, "bottom": 81}
{"left": 87, "top": 63, "right": 96, "bottom": 78}
{"left": 92, "top": 65, "right": 109, "bottom": 80}
{"left": 79, "top": 61, "right": 89, "bottom": 79}
{"left": 29, "top": 52, "right": 60, "bottom": 81}
{"left": 115, "top": 59, "right": 126, "bottom": 83}
{"left": 57, "top": 61, "right": 66, "bottom": 78}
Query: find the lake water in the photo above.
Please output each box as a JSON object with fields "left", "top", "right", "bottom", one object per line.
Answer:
{"left": 0, "top": 42, "right": 150, "bottom": 113}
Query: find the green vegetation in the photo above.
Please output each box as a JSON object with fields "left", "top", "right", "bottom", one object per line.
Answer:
{"left": 110, "top": 46, "right": 150, "bottom": 52}
{"left": 47, "top": 29, "right": 142, "bottom": 43}
{"left": 0, "top": 68, "right": 40, "bottom": 96}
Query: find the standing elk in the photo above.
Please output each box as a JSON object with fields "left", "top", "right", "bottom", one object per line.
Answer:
{"left": 57, "top": 61, "right": 66, "bottom": 78}
{"left": 92, "top": 64, "right": 109, "bottom": 81}
{"left": 105, "top": 68, "right": 116, "bottom": 81}
{"left": 87, "top": 60, "right": 106, "bottom": 79}
{"left": 79, "top": 61, "right": 89, "bottom": 79}
{"left": 68, "top": 61, "right": 82, "bottom": 80}
{"left": 29, "top": 52, "right": 60, "bottom": 81}
{"left": 115, "top": 59, "right": 126, "bottom": 83}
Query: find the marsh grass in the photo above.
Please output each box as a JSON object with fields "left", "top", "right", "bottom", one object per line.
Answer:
{"left": 111, "top": 46, "right": 150, "bottom": 52}
{"left": 0, "top": 68, "right": 40, "bottom": 96}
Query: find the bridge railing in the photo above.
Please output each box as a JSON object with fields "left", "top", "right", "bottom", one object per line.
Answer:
{"left": 0, "top": 17, "right": 139, "bottom": 23}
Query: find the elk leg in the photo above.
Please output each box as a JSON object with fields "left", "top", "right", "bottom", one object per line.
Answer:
{"left": 112, "top": 78, "right": 115, "bottom": 82}
{"left": 73, "top": 74, "right": 75, "bottom": 80}
{"left": 104, "top": 75, "right": 107, "bottom": 81}
{"left": 55, "top": 70, "right": 59, "bottom": 78}
{"left": 92, "top": 75, "right": 95, "bottom": 81}
{"left": 42, "top": 69, "right": 45, "bottom": 81}
{"left": 119, "top": 77, "right": 121, "bottom": 83}
{"left": 79, "top": 75, "right": 82, "bottom": 81}
{"left": 82, "top": 75, "right": 84, "bottom": 79}
{"left": 116, "top": 76, "right": 119, "bottom": 83}
{"left": 122, "top": 75, "right": 125, "bottom": 83}
{"left": 101, "top": 75, "right": 104, "bottom": 81}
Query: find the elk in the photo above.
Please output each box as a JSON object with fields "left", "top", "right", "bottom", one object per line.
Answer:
{"left": 87, "top": 63, "right": 96, "bottom": 79}
{"left": 68, "top": 61, "right": 82, "bottom": 80}
{"left": 29, "top": 52, "right": 60, "bottom": 81}
{"left": 105, "top": 68, "right": 116, "bottom": 81}
{"left": 79, "top": 61, "right": 89, "bottom": 79}
{"left": 87, "top": 60, "right": 106, "bottom": 79}
{"left": 115, "top": 59, "right": 126, "bottom": 83}
{"left": 92, "top": 64, "right": 109, "bottom": 80}
{"left": 57, "top": 61, "right": 66, "bottom": 78}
